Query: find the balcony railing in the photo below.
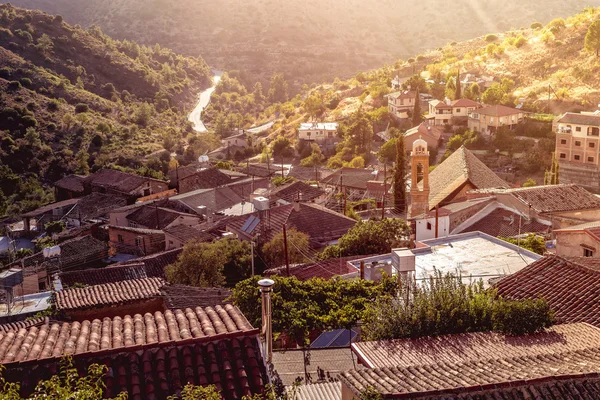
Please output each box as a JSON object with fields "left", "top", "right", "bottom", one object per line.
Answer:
{"left": 558, "top": 127, "right": 572, "bottom": 133}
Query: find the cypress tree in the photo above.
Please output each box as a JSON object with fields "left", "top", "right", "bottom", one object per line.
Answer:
{"left": 455, "top": 70, "right": 462, "bottom": 100}
{"left": 412, "top": 88, "right": 422, "bottom": 126}
{"left": 394, "top": 134, "right": 407, "bottom": 213}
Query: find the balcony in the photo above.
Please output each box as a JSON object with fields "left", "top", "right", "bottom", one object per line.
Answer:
{"left": 558, "top": 126, "right": 572, "bottom": 134}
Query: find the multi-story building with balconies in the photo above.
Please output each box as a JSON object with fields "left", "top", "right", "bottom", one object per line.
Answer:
{"left": 468, "top": 105, "right": 524, "bottom": 137}
{"left": 555, "top": 111, "right": 600, "bottom": 192}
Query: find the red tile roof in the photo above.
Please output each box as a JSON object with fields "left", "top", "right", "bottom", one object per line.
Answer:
{"left": 53, "top": 174, "right": 86, "bottom": 193}
{"left": 160, "top": 285, "right": 232, "bottom": 309}
{"left": 85, "top": 169, "right": 167, "bottom": 193}
{"left": 352, "top": 323, "right": 600, "bottom": 369}
{"left": 451, "top": 98, "right": 480, "bottom": 108}
{"left": 163, "top": 224, "right": 215, "bottom": 244}
{"left": 55, "top": 277, "right": 165, "bottom": 311}
{"left": 178, "top": 166, "right": 233, "bottom": 189}
{"left": 457, "top": 207, "right": 551, "bottom": 237}
{"left": 558, "top": 112, "right": 600, "bottom": 127}
{"left": 476, "top": 104, "right": 522, "bottom": 117}
{"left": 0, "top": 305, "right": 254, "bottom": 365}
{"left": 496, "top": 255, "right": 600, "bottom": 325}
{"left": 125, "top": 206, "right": 197, "bottom": 230}
{"left": 1, "top": 307, "right": 264, "bottom": 399}
{"left": 320, "top": 168, "right": 379, "bottom": 191}
{"left": 265, "top": 255, "right": 370, "bottom": 280}
{"left": 342, "top": 323, "right": 600, "bottom": 399}
{"left": 270, "top": 181, "right": 325, "bottom": 203}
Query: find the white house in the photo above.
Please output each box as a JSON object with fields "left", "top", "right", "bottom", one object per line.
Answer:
{"left": 298, "top": 122, "right": 340, "bottom": 149}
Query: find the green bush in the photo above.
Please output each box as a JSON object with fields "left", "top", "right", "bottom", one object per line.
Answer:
{"left": 7, "top": 80, "right": 21, "bottom": 91}
{"left": 514, "top": 35, "right": 527, "bottom": 48}
{"left": 19, "top": 77, "right": 32, "bottom": 87}
{"left": 530, "top": 22, "right": 543, "bottom": 29}
{"left": 485, "top": 34, "right": 499, "bottom": 42}
{"left": 47, "top": 99, "right": 60, "bottom": 111}
{"left": 75, "top": 103, "right": 89, "bottom": 113}
{"left": 547, "top": 18, "right": 566, "bottom": 33}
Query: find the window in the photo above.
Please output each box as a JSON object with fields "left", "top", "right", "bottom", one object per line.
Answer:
{"left": 129, "top": 221, "right": 138, "bottom": 228}
{"left": 589, "top": 157, "right": 595, "bottom": 163}
{"left": 574, "top": 155, "right": 581, "bottom": 160}
{"left": 560, "top": 139, "right": 567, "bottom": 145}
{"left": 575, "top": 141, "right": 581, "bottom": 146}
{"left": 455, "top": 108, "right": 461, "bottom": 113}
{"left": 328, "top": 132, "right": 333, "bottom": 138}
{"left": 560, "top": 153, "right": 566, "bottom": 159}
{"left": 426, "top": 222, "right": 432, "bottom": 230}
{"left": 117, "top": 234, "right": 124, "bottom": 243}
{"left": 590, "top": 142, "right": 596, "bottom": 148}
{"left": 576, "top": 126, "right": 582, "bottom": 132}
{"left": 590, "top": 127, "right": 600, "bottom": 137}
{"left": 168, "top": 240, "right": 174, "bottom": 246}
{"left": 584, "top": 248, "right": 594, "bottom": 257}
{"left": 135, "top": 237, "right": 143, "bottom": 247}
{"left": 39, "top": 282, "right": 46, "bottom": 291}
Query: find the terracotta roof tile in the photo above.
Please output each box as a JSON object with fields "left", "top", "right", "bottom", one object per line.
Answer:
{"left": 496, "top": 255, "right": 600, "bottom": 326}
{"left": 21, "top": 198, "right": 79, "bottom": 218}
{"left": 270, "top": 181, "right": 325, "bottom": 203}
{"left": 457, "top": 207, "right": 551, "bottom": 237}
{"left": 289, "top": 166, "right": 334, "bottom": 182}
{"left": 265, "top": 255, "right": 371, "bottom": 280}
{"left": 475, "top": 104, "right": 522, "bottom": 117}
{"left": 352, "top": 323, "right": 600, "bottom": 369}
{"left": 178, "top": 167, "right": 232, "bottom": 189}
{"left": 290, "top": 381, "right": 341, "bottom": 400}
{"left": 342, "top": 323, "right": 600, "bottom": 398}
{"left": 66, "top": 192, "right": 128, "bottom": 221}
{"left": 85, "top": 169, "right": 167, "bottom": 193}
{"left": 0, "top": 305, "right": 254, "bottom": 365}
{"left": 53, "top": 175, "right": 86, "bottom": 193}
{"left": 558, "top": 112, "right": 600, "bottom": 127}
{"left": 160, "top": 286, "right": 231, "bottom": 309}
{"left": 126, "top": 206, "right": 198, "bottom": 230}
{"left": 163, "top": 224, "right": 215, "bottom": 244}
{"left": 451, "top": 99, "right": 480, "bottom": 108}
{"left": 425, "top": 146, "right": 509, "bottom": 210}
{"left": 55, "top": 277, "right": 165, "bottom": 311}
{"left": 321, "top": 168, "right": 379, "bottom": 191}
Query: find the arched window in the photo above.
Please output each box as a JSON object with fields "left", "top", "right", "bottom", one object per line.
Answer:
{"left": 416, "top": 163, "right": 424, "bottom": 183}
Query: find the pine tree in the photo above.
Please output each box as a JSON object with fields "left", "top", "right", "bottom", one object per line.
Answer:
{"left": 544, "top": 152, "right": 560, "bottom": 185}
{"left": 394, "top": 135, "right": 407, "bottom": 213}
{"left": 584, "top": 20, "right": 600, "bottom": 57}
{"left": 455, "top": 70, "right": 462, "bottom": 100}
{"left": 412, "top": 89, "right": 422, "bottom": 126}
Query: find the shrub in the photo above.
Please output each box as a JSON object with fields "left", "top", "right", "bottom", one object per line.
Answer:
{"left": 0, "top": 67, "right": 11, "bottom": 79}
{"left": 19, "top": 77, "right": 32, "bottom": 87}
{"left": 514, "top": 35, "right": 527, "bottom": 48}
{"left": 47, "top": 99, "right": 60, "bottom": 111}
{"left": 47, "top": 122, "right": 57, "bottom": 132}
{"left": 492, "top": 297, "right": 553, "bottom": 336}
{"left": 530, "top": 22, "right": 543, "bottom": 29}
{"left": 7, "top": 80, "right": 21, "bottom": 91}
{"left": 485, "top": 34, "right": 499, "bottom": 42}
{"left": 547, "top": 18, "right": 566, "bottom": 33}
{"left": 75, "top": 103, "right": 89, "bottom": 113}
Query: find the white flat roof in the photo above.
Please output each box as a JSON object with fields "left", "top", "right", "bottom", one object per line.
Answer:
{"left": 349, "top": 232, "right": 540, "bottom": 285}
{"left": 299, "top": 122, "right": 338, "bottom": 131}
{"left": 0, "top": 291, "right": 52, "bottom": 317}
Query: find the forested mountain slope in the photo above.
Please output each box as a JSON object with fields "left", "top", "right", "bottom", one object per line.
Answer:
{"left": 8, "top": 0, "right": 600, "bottom": 88}
{"left": 0, "top": 4, "right": 211, "bottom": 214}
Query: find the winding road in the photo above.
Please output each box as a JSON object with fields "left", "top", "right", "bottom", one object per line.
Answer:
{"left": 188, "top": 71, "right": 223, "bottom": 133}
{"left": 187, "top": 71, "right": 278, "bottom": 134}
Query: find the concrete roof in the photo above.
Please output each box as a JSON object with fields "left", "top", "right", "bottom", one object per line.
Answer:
{"left": 348, "top": 232, "right": 540, "bottom": 285}
{"left": 0, "top": 291, "right": 52, "bottom": 317}
{"left": 299, "top": 122, "right": 339, "bottom": 131}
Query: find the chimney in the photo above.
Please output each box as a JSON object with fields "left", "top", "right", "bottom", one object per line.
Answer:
{"left": 293, "top": 199, "right": 300, "bottom": 212}
{"left": 360, "top": 260, "right": 365, "bottom": 279}
{"left": 258, "top": 278, "right": 275, "bottom": 363}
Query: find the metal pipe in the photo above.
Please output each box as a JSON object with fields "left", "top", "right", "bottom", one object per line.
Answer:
{"left": 258, "top": 278, "right": 275, "bottom": 363}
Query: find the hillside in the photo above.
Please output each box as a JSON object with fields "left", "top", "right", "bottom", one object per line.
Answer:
{"left": 0, "top": 4, "right": 212, "bottom": 215}
{"left": 8, "top": 0, "right": 600, "bottom": 89}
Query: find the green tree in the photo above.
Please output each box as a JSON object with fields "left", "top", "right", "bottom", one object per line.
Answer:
{"left": 165, "top": 239, "right": 226, "bottom": 287}
{"left": 544, "top": 152, "right": 560, "bottom": 185}
{"left": 500, "top": 234, "right": 546, "bottom": 255}
{"left": 481, "top": 78, "right": 514, "bottom": 105}
{"left": 252, "top": 82, "right": 265, "bottom": 104}
{"left": 378, "top": 137, "right": 397, "bottom": 164}
{"left": 271, "top": 136, "right": 293, "bottom": 158}
{"left": 412, "top": 88, "right": 422, "bottom": 125}
{"left": 262, "top": 228, "right": 310, "bottom": 268}
{"left": 362, "top": 271, "right": 553, "bottom": 341}
{"left": 302, "top": 94, "right": 325, "bottom": 119}
{"left": 342, "top": 108, "right": 373, "bottom": 154}
{"left": 319, "top": 219, "right": 410, "bottom": 260}
{"left": 454, "top": 70, "right": 461, "bottom": 99}
{"left": 24, "top": 127, "right": 41, "bottom": 148}
{"left": 74, "top": 150, "right": 90, "bottom": 175}
{"left": 36, "top": 33, "right": 54, "bottom": 54}
{"left": 300, "top": 143, "right": 325, "bottom": 167}
{"left": 268, "top": 73, "right": 289, "bottom": 103}
{"left": 212, "top": 238, "right": 252, "bottom": 286}
{"left": 45, "top": 221, "right": 65, "bottom": 236}
{"left": 585, "top": 20, "right": 600, "bottom": 57}
{"left": 394, "top": 134, "right": 407, "bottom": 213}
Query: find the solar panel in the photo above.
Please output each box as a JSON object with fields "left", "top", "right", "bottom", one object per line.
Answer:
{"left": 240, "top": 216, "right": 255, "bottom": 232}
{"left": 310, "top": 330, "right": 340, "bottom": 348}
{"left": 247, "top": 217, "right": 261, "bottom": 233}
{"left": 329, "top": 330, "right": 357, "bottom": 347}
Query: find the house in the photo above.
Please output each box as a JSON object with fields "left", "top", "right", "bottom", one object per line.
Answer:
{"left": 223, "top": 130, "right": 251, "bottom": 149}
{"left": 53, "top": 174, "right": 86, "bottom": 200}
{"left": 554, "top": 110, "right": 600, "bottom": 193}
{"left": 298, "top": 122, "right": 340, "bottom": 150}
{"left": 496, "top": 255, "right": 600, "bottom": 326}
{"left": 426, "top": 98, "right": 482, "bottom": 126}
{"left": 84, "top": 169, "right": 169, "bottom": 199}
{"left": 553, "top": 221, "right": 600, "bottom": 257}
{"left": 403, "top": 122, "right": 444, "bottom": 151}
{"left": 467, "top": 184, "right": 600, "bottom": 230}
{"left": 236, "top": 163, "right": 279, "bottom": 178}
{"left": 347, "top": 231, "right": 540, "bottom": 286}
{"left": 108, "top": 225, "right": 165, "bottom": 256}
{"left": 170, "top": 166, "right": 233, "bottom": 194}
{"left": 408, "top": 144, "right": 509, "bottom": 218}
{"left": 226, "top": 200, "right": 357, "bottom": 249}
{"left": 0, "top": 305, "right": 267, "bottom": 399}
{"left": 169, "top": 186, "right": 245, "bottom": 215}
{"left": 468, "top": 104, "right": 525, "bottom": 136}
{"left": 341, "top": 323, "right": 600, "bottom": 399}
{"left": 320, "top": 167, "right": 383, "bottom": 194}
{"left": 164, "top": 224, "right": 214, "bottom": 250}
{"left": 55, "top": 277, "right": 165, "bottom": 320}
{"left": 269, "top": 181, "right": 326, "bottom": 205}
{"left": 288, "top": 166, "right": 333, "bottom": 182}
{"left": 121, "top": 205, "right": 200, "bottom": 230}
{"left": 63, "top": 192, "right": 128, "bottom": 227}
{"left": 8, "top": 235, "right": 109, "bottom": 294}
{"left": 20, "top": 198, "right": 79, "bottom": 233}
{"left": 387, "top": 90, "right": 417, "bottom": 119}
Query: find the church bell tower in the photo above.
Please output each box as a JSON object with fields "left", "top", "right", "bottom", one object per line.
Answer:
{"left": 409, "top": 137, "right": 430, "bottom": 218}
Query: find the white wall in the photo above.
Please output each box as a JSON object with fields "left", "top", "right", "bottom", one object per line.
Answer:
{"left": 415, "top": 215, "right": 450, "bottom": 241}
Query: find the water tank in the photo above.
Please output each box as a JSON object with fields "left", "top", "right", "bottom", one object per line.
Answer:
{"left": 43, "top": 245, "right": 61, "bottom": 258}
{"left": 198, "top": 155, "right": 210, "bottom": 164}
{"left": 253, "top": 196, "right": 270, "bottom": 211}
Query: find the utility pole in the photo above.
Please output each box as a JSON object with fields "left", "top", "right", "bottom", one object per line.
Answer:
{"left": 381, "top": 163, "right": 387, "bottom": 220}
{"left": 281, "top": 155, "right": 285, "bottom": 178}
{"left": 155, "top": 201, "right": 161, "bottom": 230}
{"left": 251, "top": 240, "right": 255, "bottom": 276}
{"left": 283, "top": 224, "right": 290, "bottom": 276}
{"left": 340, "top": 172, "right": 345, "bottom": 216}
{"left": 435, "top": 205, "right": 439, "bottom": 239}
